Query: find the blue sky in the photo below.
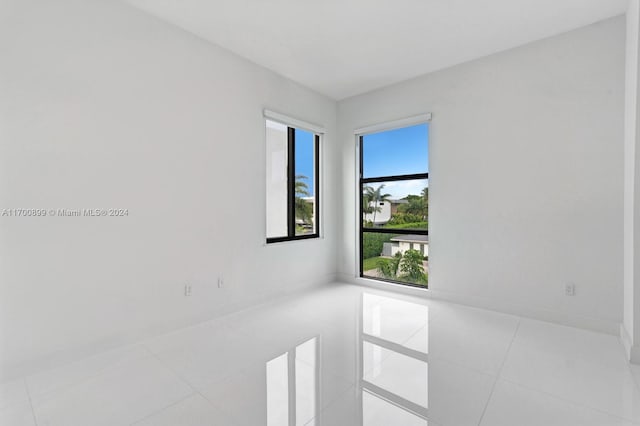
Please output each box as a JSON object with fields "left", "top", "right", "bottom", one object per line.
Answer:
{"left": 295, "top": 128, "right": 315, "bottom": 197}
{"left": 363, "top": 123, "right": 429, "bottom": 198}
{"left": 292, "top": 123, "right": 428, "bottom": 199}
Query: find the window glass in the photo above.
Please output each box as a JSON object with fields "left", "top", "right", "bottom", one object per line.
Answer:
{"left": 266, "top": 119, "right": 320, "bottom": 243}
{"left": 362, "top": 124, "right": 428, "bottom": 178}
{"left": 294, "top": 128, "right": 316, "bottom": 236}
{"left": 266, "top": 120, "right": 288, "bottom": 239}
{"left": 360, "top": 122, "right": 428, "bottom": 287}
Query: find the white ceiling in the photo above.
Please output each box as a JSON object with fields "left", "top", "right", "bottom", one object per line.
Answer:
{"left": 125, "top": 0, "right": 628, "bottom": 100}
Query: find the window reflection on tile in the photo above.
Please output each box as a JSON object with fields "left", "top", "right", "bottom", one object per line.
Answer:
{"left": 266, "top": 352, "right": 289, "bottom": 426}
{"left": 296, "top": 338, "right": 317, "bottom": 425}
{"left": 361, "top": 293, "right": 429, "bottom": 424}
{"left": 363, "top": 391, "right": 428, "bottom": 426}
{"left": 362, "top": 293, "right": 429, "bottom": 352}
{"left": 266, "top": 337, "right": 319, "bottom": 426}
{"left": 362, "top": 341, "right": 428, "bottom": 408}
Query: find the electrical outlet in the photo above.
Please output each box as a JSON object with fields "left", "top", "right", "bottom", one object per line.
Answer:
{"left": 184, "top": 284, "right": 192, "bottom": 296}
{"left": 565, "top": 283, "right": 576, "bottom": 296}
{"left": 217, "top": 276, "right": 223, "bottom": 288}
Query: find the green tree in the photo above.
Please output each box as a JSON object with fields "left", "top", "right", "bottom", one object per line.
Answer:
{"left": 397, "top": 187, "right": 428, "bottom": 220}
{"left": 375, "top": 249, "right": 427, "bottom": 285}
{"left": 421, "top": 187, "right": 429, "bottom": 220}
{"left": 400, "top": 249, "right": 426, "bottom": 282}
{"left": 362, "top": 185, "right": 376, "bottom": 219}
{"left": 378, "top": 252, "right": 402, "bottom": 279}
{"left": 362, "top": 232, "right": 393, "bottom": 258}
{"left": 295, "top": 175, "right": 313, "bottom": 225}
{"left": 421, "top": 187, "right": 428, "bottom": 203}
{"left": 387, "top": 213, "right": 424, "bottom": 225}
{"left": 364, "top": 184, "right": 392, "bottom": 225}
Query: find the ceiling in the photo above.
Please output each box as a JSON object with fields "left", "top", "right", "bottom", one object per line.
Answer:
{"left": 125, "top": 0, "right": 628, "bottom": 100}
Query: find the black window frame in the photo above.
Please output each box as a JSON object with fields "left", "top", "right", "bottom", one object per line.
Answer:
{"left": 266, "top": 124, "right": 320, "bottom": 244}
{"left": 358, "top": 128, "right": 429, "bottom": 288}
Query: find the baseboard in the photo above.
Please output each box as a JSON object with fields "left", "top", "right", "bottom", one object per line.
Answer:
{"left": 336, "top": 273, "right": 620, "bottom": 336}
{"left": 1, "top": 272, "right": 337, "bottom": 382}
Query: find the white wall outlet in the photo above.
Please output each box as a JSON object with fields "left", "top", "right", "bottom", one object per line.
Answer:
{"left": 217, "top": 276, "right": 223, "bottom": 288}
{"left": 184, "top": 284, "right": 192, "bottom": 296}
{"left": 565, "top": 283, "right": 576, "bottom": 296}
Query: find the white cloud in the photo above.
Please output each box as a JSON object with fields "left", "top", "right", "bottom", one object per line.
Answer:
{"left": 376, "top": 179, "right": 427, "bottom": 199}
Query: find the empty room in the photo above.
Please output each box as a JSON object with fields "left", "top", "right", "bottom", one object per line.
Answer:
{"left": 2, "top": 0, "right": 640, "bottom": 424}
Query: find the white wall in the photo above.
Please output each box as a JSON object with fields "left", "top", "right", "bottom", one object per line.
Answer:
{"left": 0, "top": 0, "right": 627, "bottom": 380}
{"left": 623, "top": 0, "right": 640, "bottom": 362}
{"left": 338, "top": 17, "right": 625, "bottom": 333}
{"left": 0, "top": 0, "right": 337, "bottom": 380}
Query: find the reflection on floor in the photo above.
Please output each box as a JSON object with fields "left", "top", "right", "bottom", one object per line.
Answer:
{"left": 2, "top": 283, "right": 640, "bottom": 426}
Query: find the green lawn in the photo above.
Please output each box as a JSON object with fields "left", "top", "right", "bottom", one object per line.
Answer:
{"left": 382, "top": 221, "right": 428, "bottom": 229}
{"left": 362, "top": 256, "right": 388, "bottom": 271}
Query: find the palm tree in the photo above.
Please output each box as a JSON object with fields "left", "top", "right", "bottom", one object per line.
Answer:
{"left": 295, "top": 175, "right": 313, "bottom": 226}
{"left": 362, "top": 185, "right": 375, "bottom": 220}
{"left": 365, "top": 184, "right": 392, "bottom": 225}
{"left": 363, "top": 186, "right": 378, "bottom": 224}
{"left": 421, "top": 187, "right": 429, "bottom": 220}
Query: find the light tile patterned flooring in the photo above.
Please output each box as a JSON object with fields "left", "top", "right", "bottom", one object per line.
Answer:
{"left": 2, "top": 283, "right": 640, "bottom": 425}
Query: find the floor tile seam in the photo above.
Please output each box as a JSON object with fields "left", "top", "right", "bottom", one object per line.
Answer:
{"left": 226, "top": 319, "right": 322, "bottom": 348}
{"left": 191, "top": 372, "right": 261, "bottom": 426}
{"left": 137, "top": 343, "right": 240, "bottom": 425}
{"left": 498, "top": 377, "right": 640, "bottom": 424}
{"left": 297, "top": 358, "right": 358, "bottom": 388}
{"left": 142, "top": 341, "right": 272, "bottom": 392}
{"left": 130, "top": 287, "right": 328, "bottom": 356}
{"left": 476, "top": 318, "right": 521, "bottom": 426}
{"left": 629, "top": 367, "right": 640, "bottom": 395}
{"left": 312, "top": 382, "right": 360, "bottom": 422}
{"left": 507, "top": 320, "right": 630, "bottom": 366}
{"left": 22, "top": 342, "right": 152, "bottom": 392}
{"left": 623, "top": 348, "right": 640, "bottom": 395}
{"left": 503, "top": 342, "right": 638, "bottom": 379}
{"left": 0, "top": 381, "right": 30, "bottom": 413}
{"left": 70, "top": 347, "right": 202, "bottom": 426}
{"left": 139, "top": 321, "right": 232, "bottom": 350}
{"left": 398, "top": 323, "right": 429, "bottom": 349}
{"left": 141, "top": 325, "right": 245, "bottom": 358}
{"left": 127, "top": 392, "right": 197, "bottom": 426}
{"left": 361, "top": 349, "right": 401, "bottom": 377}
{"left": 22, "top": 377, "right": 40, "bottom": 426}
{"left": 216, "top": 287, "right": 331, "bottom": 325}
{"left": 139, "top": 343, "right": 206, "bottom": 394}
{"left": 24, "top": 351, "right": 156, "bottom": 406}
{"left": 425, "top": 353, "right": 501, "bottom": 378}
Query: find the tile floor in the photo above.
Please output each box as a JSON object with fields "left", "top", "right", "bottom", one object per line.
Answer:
{"left": 2, "top": 283, "right": 640, "bottom": 425}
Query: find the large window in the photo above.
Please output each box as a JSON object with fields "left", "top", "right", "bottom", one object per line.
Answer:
{"left": 359, "top": 121, "right": 429, "bottom": 287}
{"left": 266, "top": 117, "right": 320, "bottom": 243}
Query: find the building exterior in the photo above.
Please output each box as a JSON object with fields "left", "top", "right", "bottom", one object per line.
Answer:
{"left": 363, "top": 199, "right": 408, "bottom": 225}
{"left": 384, "top": 234, "right": 429, "bottom": 257}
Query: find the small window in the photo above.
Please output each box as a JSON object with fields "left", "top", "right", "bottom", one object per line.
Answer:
{"left": 266, "top": 118, "right": 320, "bottom": 243}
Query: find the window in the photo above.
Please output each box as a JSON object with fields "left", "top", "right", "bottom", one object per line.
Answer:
{"left": 266, "top": 116, "right": 320, "bottom": 243}
{"left": 359, "top": 121, "right": 429, "bottom": 287}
